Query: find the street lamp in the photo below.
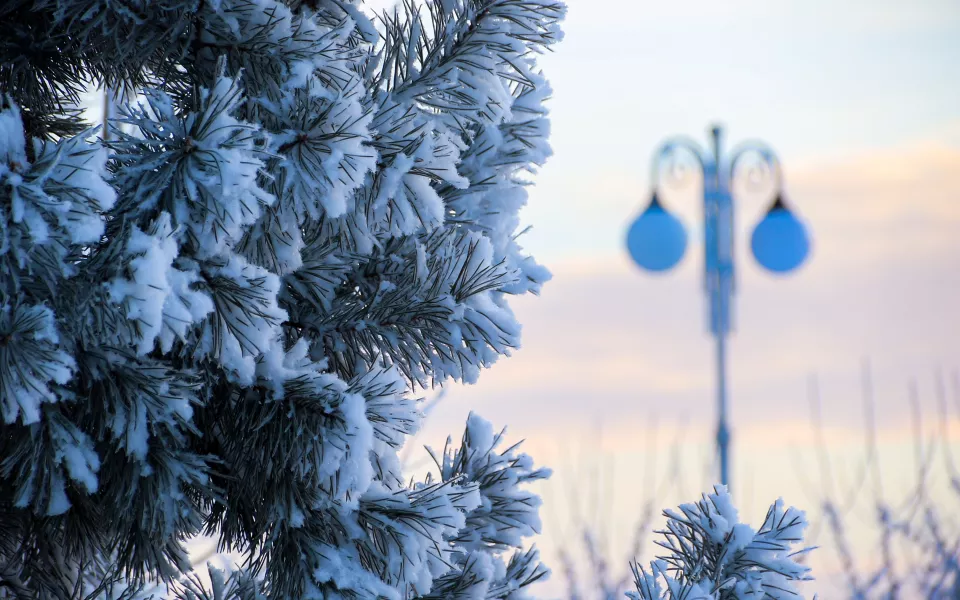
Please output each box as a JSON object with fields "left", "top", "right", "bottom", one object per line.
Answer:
{"left": 625, "top": 124, "right": 810, "bottom": 488}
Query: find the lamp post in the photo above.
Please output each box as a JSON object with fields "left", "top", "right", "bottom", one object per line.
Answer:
{"left": 625, "top": 124, "right": 810, "bottom": 488}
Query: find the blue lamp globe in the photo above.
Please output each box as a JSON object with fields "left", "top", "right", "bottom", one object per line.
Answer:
{"left": 750, "top": 196, "right": 810, "bottom": 273}
{"left": 626, "top": 193, "right": 688, "bottom": 272}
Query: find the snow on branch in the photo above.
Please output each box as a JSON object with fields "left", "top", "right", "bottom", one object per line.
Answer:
{"left": 629, "top": 486, "right": 815, "bottom": 600}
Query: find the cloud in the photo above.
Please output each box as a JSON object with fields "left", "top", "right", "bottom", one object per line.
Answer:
{"left": 787, "top": 141, "right": 960, "bottom": 226}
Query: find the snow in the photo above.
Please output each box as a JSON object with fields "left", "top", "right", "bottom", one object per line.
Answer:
{"left": 50, "top": 418, "right": 101, "bottom": 494}
{"left": 628, "top": 486, "right": 813, "bottom": 600}
{"left": 0, "top": 100, "right": 114, "bottom": 265}
{"left": 113, "top": 75, "right": 273, "bottom": 258}
{"left": 46, "top": 471, "right": 72, "bottom": 516}
{"left": 310, "top": 539, "right": 403, "bottom": 600}
{"left": 159, "top": 263, "right": 216, "bottom": 352}
{"left": 2, "top": 0, "right": 566, "bottom": 595}
{"left": 0, "top": 303, "right": 76, "bottom": 424}
{"left": 193, "top": 254, "right": 287, "bottom": 385}
{"left": 46, "top": 138, "right": 117, "bottom": 241}
{"left": 107, "top": 213, "right": 181, "bottom": 354}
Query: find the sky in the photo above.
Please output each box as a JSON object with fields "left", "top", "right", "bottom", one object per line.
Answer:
{"left": 384, "top": 0, "right": 960, "bottom": 595}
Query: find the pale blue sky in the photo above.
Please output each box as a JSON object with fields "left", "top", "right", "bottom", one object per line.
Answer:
{"left": 522, "top": 0, "right": 960, "bottom": 262}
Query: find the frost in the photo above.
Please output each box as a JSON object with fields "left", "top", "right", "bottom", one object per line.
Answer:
{"left": 310, "top": 540, "right": 402, "bottom": 600}
{"left": 629, "top": 486, "right": 814, "bottom": 600}
{"left": 0, "top": 99, "right": 115, "bottom": 274}
{"left": 159, "top": 264, "right": 216, "bottom": 352}
{"left": 0, "top": 102, "right": 28, "bottom": 181}
{"left": 0, "top": 302, "right": 75, "bottom": 424}
{"left": 437, "top": 412, "right": 550, "bottom": 552}
{"left": 1, "top": 0, "right": 565, "bottom": 595}
{"left": 50, "top": 417, "right": 101, "bottom": 494}
{"left": 270, "top": 87, "right": 376, "bottom": 219}
{"left": 112, "top": 75, "right": 273, "bottom": 258}
{"left": 46, "top": 471, "right": 71, "bottom": 516}
{"left": 190, "top": 254, "right": 287, "bottom": 384}
{"left": 108, "top": 213, "right": 180, "bottom": 354}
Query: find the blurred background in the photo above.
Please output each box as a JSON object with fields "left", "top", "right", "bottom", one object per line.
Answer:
{"left": 393, "top": 0, "right": 960, "bottom": 596}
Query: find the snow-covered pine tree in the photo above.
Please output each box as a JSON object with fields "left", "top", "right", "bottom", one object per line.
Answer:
{"left": 0, "top": 0, "right": 564, "bottom": 597}
{"left": 628, "top": 487, "right": 814, "bottom": 600}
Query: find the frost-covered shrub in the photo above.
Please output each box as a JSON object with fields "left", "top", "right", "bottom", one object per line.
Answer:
{"left": 628, "top": 486, "right": 815, "bottom": 600}
{"left": 821, "top": 489, "right": 960, "bottom": 599}
{"left": 0, "top": 0, "right": 564, "bottom": 597}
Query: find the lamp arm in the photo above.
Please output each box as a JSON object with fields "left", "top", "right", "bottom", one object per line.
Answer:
{"left": 727, "top": 141, "right": 783, "bottom": 196}
{"left": 650, "top": 137, "right": 708, "bottom": 192}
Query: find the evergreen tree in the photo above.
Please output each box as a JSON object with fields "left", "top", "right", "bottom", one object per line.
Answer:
{"left": 628, "top": 487, "right": 814, "bottom": 600}
{"left": 0, "top": 0, "right": 564, "bottom": 597}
